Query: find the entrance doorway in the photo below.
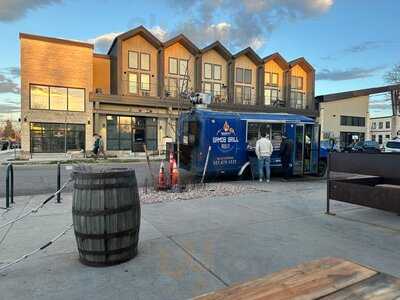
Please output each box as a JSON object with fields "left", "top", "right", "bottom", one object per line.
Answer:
{"left": 293, "top": 124, "right": 304, "bottom": 175}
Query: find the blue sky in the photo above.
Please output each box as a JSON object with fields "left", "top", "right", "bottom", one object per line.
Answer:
{"left": 0, "top": 0, "right": 399, "bottom": 120}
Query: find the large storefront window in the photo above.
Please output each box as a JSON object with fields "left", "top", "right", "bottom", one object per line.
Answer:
{"left": 106, "top": 116, "right": 157, "bottom": 151}
{"left": 30, "top": 85, "right": 85, "bottom": 112}
{"left": 30, "top": 122, "right": 85, "bottom": 153}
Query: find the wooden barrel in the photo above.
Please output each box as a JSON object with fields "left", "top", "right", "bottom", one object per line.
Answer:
{"left": 72, "top": 168, "right": 140, "bottom": 266}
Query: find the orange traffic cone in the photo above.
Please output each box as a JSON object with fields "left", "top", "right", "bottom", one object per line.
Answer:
{"left": 171, "top": 159, "right": 179, "bottom": 187}
{"left": 158, "top": 161, "right": 166, "bottom": 190}
{"left": 169, "top": 152, "right": 174, "bottom": 179}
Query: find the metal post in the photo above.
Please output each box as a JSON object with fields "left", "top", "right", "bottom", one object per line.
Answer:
{"left": 326, "top": 152, "right": 330, "bottom": 215}
{"left": 5, "top": 164, "right": 10, "bottom": 209}
{"left": 5, "top": 163, "right": 13, "bottom": 208}
{"left": 201, "top": 146, "right": 212, "bottom": 185}
{"left": 57, "top": 162, "right": 61, "bottom": 203}
{"left": 10, "top": 163, "right": 13, "bottom": 204}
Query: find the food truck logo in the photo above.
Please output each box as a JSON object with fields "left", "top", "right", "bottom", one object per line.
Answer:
{"left": 213, "top": 121, "right": 239, "bottom": 152}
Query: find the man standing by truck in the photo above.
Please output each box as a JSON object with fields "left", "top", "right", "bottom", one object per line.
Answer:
{"left": 280, "top": 135, "right": 293, "bottom": 180}
{"left": 256, "top": 131, "right": 273, "bottom": 182}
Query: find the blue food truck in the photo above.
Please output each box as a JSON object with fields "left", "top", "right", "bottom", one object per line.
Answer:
{"left": 178, "top": 108, "right": 320, "bottom": 177}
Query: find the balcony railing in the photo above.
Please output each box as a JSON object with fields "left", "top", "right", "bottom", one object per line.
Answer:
{"left": 202, "top": 90, "right": 229, "bottom": 104}
{"left": 92, "top": 80, "right": 315, "bottom": 112}
{"left": 234, "top": 89, "right": 257, "bottom": 106}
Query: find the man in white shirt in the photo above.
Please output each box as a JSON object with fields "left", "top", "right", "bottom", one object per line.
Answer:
{"left": 255, "top": 131, "right": 273, "bottom": 182}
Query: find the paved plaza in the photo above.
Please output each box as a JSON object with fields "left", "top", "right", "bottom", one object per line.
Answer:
{"left": 1, "top": 179, "right": 400, "bottom": 300}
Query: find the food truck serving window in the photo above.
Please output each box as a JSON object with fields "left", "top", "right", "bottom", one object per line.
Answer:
{"left": 247, "top": 122, "right": 283, "bottom": 150}
{"left": 183, "top": 120, "right": 199, "bottom": 146}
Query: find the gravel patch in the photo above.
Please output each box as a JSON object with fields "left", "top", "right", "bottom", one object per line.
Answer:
{"left": 139, "top": 182, "right": 271, "bottom": 204}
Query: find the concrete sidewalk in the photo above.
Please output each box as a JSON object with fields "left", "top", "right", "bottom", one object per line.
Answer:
{"left": 0, "top": 150, "right": 165, "bottom": 165}
{"left": 1, "top": 180, "right": 400, "bottom": 300}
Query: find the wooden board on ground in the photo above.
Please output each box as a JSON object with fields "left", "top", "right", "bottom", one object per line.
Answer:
{"left": 194, "top": 257, "right": 378, "bottom": 300}
{"left": 321, "top": 273, "right": 400, "bottom": 299}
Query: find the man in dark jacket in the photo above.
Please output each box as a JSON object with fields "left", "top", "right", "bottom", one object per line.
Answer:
{"left": 279, "top": 136, "right": 293, "bottom": 179}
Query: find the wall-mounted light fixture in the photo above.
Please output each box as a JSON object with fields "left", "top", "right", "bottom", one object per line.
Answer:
{"left": 88, "top": 120, "right": 91, "bottom": 125}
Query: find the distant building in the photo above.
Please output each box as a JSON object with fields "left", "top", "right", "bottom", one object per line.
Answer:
{"left": 370, "top": 115, "right": 400, "bottom": 145}
{"left": 20, "top": 26, "right": 317, "bottom": 155}
{"left": 316, "top": 84, "right": 400, "bottom": 149}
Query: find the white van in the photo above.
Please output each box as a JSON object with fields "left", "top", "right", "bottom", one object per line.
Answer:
{"left": 384, "top": 139, "right": 400, "bottom": 153}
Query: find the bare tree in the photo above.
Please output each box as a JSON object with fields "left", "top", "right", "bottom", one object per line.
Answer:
{"left": 384, "top": 63, "right": 400, "bottom": 84}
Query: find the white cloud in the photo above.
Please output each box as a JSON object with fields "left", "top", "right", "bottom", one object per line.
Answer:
{"left": 88, "top": 32, "right": 122, "bottom": 53}
{"left": 149, "top": 26, "right": 168, "bottom": 42}
{"left": 316, "top": 66, "right": 386, "bottom": 81}
{"left": 165, "top": 0, "right": 334, "bottom": 51}
{"left": 0, "top": 0, "right": 62, "bottom": 22}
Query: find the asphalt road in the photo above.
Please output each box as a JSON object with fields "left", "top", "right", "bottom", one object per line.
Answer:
{"left": 0, "top": 161, "right": 161, "bottom": 197}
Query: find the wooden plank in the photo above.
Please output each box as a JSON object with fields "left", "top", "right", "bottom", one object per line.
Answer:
{"left": 321, "top": 273, "right": 400, "bottom": 300}
{"left": 194, "top": 257, "right": 377, "bottom": 300}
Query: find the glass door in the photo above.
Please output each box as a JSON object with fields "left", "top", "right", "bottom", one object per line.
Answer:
{"left": 293, "top": 124, "right": 304, "bottom": 175}
{"left": 304, "top": 124, "right": 319, "bottom": 174}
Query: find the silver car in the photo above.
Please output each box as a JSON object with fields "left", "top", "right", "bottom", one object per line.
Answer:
{"left": 384, "top": 139, "right": 400, "bottom": 153}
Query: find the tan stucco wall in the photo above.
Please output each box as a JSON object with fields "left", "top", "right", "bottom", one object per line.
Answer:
{"left": 93, "top": 56, "right": 110, "bottom": 95}
{"left": 201, "top": 49, "right": 228, "bottom": 88}
{"left": 20, "top": 37, "right": 94, "bottom": 152}
{"left": 319, "top": 96, "right": 369, "bottom": 141}
{"left": 121, "top": 34, "right": 159, "bottom": 96}
{"left": 164, "top": 42, "right": 195, "bottom": 92}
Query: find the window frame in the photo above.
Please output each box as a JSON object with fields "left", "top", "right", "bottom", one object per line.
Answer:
{"left": 204, "top": 63, "right": 213, "bottom": 80}
{"left": 168, "top": 57, "right": 178, "bottom": 75}
{"left": 236, "top": 68, "right": 244, "bottom": 83}
{"left": 140, "top": 73, "right": 151, "bottom": 92}
{"left": 291, "top": 76, "right": 304, "bottom": 90}
{"left": 128, "top": 51, "right": 139, "bottom": 69}
{"left": 179, "top": 59, "right": 189, "bottom": 76}
{"left": 128, "top": 72, "right": 139, "bottom": 95}
{"left": 386, "top": 121, "right": 390, "bottom": 129}
{"left": 213, "top": 64, "right": 222, "bottom": 81}
{"left": 244, "top": 69, "right": 252, "bottom": 84}
{"left": 49, "top": 86, "right": 68, "bottom": 111}
{"left": 340, "top": 115, "right": 366, "bottom": 127}
{"left": 140, "top": 52, "right": 151, "bottom": 71}
{"left": 29, "top": 84, "right": 85, "bottom": 112}
{"left": 265, "top": 72, "right": 279, "bottom": 86}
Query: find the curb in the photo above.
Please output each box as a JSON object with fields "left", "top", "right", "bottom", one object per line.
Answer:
{"left": 2, "top": 157, "right": 162, "bottom": 166}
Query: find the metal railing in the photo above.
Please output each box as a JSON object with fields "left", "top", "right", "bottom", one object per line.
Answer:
{"left": 3, "top": 162, "right": 64, "bottom": 209}
{"left": 5, "top": 163, "right": 13, "bottom": 209}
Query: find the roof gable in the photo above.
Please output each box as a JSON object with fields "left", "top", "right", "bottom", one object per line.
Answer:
{"left": 233, "top": 47, "right": 262, "bottom": 65}
{"left": 201, "top": 41, "right": 232, "bottom": 61}
{"left": 163, "top": 34, "right": 200, "bottom": 55}
{"left": 289, "top": 57, "right": 314, "bottom": 73}
{"left": 263, "top": 52, "right": 289, "bottom": 70}
{"left": 107, "top": 26, "right": 162, "bottom": 55}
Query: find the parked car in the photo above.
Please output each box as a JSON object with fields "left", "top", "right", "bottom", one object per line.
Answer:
{"left": 384, "top": 139, "right": 400, "bottom": 153}
{"left": 318, "top": 140, "right": 340, "bottom": 176}
{"left": 349, "top": 140, "right": 381, "bottom": 153}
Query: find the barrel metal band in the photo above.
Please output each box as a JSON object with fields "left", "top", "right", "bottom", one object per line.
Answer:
{"left": 74, "top": 228, "right": 138, "bottom": 240}
{"left": 74, "top": 182, "right": 136, "bottom": 190}
{"left": 72, "top": 204, "right": 138, "bottom": 216}
{"left": 78, "top": 244, "right": 137, "bottom": 256}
